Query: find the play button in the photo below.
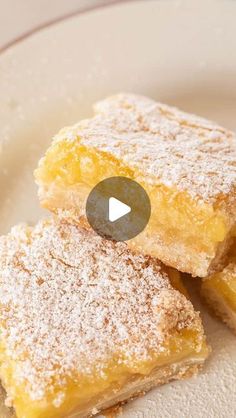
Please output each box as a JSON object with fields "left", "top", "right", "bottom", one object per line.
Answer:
{"left": 109, "top": 197, "right": 131, "bottom": 222}
{"left": 86, "top": 176, "right": 151, "bottom": 242}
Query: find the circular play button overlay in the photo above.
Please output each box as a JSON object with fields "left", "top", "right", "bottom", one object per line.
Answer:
{"left": 86, "top": 177, "right": 151, "bottom": 242}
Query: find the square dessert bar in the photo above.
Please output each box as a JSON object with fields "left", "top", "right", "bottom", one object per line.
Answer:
{"left": 35, "top": 93, "right": 236, "bottom": 277}
{"left": 202, "top": 244, "right": 236, "bottom": 333}
{"left": 0, "top": 218, "right": 208, "bottom": 418}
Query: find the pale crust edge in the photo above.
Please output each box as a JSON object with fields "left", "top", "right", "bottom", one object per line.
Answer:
{"left": 69, "top": 355, "right": 207, "bottom": 418}
{"left": 0, "top": 354, "right": 207, "bottom": 418}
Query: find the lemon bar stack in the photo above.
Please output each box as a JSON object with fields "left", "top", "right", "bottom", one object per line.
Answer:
{"left": 1, "top": 93, "right": 236, "bottom": 418}
{"left": 35, "top": 93, "right": 236, "bottom": 339}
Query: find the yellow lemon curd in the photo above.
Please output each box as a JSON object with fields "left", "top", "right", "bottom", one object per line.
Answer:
{"left": 35, "top": 141, "right": 229, "bottom": 276}
{"left": 0, "top": 330, "right": 208, "bottom": 418}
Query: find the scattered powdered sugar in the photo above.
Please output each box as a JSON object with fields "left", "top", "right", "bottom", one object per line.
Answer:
{"left": 57, "top": 93, "right": 236, "bottom": 203}
{"left": 0, "top": 218, "right": 202, "bottom": 402}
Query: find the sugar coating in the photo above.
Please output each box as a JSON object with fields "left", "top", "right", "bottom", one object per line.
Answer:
{"left": 0, "top": 219, "right": 203, "bottom": 402}
{"left": 56, "top": 93, "right": 236, "bottom": 203}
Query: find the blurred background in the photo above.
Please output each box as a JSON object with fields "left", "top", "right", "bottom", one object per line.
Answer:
{"left": 0, "top": 0, "right": 119, "bottom": 50}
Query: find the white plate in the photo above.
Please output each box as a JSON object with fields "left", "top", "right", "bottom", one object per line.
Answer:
{"left": 0, "top": 1, "right": 236, "bottom": 417}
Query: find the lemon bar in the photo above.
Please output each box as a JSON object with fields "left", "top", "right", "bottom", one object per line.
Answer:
{"left": 35, "top": 94, "right": 236, "bottom": 277}
{"left": 0, "top": 218, "right": 208, "bottom": 418}
{"left": 202, "top": 245, "right": 236, "bottom": 332}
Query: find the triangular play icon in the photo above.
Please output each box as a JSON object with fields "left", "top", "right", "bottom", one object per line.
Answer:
{"left": 108, "top": 197, "right": 131, "bottom": 222}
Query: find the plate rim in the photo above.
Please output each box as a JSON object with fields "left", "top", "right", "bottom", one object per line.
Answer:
{"left": 0, "top": 0, "right": 137, "bottom": 55}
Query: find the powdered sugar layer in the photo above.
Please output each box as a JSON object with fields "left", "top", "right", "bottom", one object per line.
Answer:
{"left": 58, "top": 93, "right": 236, "bottom": 203}
{"left": 0, "top": 219, "right": 202, "bottom": 401}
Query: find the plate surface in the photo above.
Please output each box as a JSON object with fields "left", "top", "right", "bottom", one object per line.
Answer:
{"left": 0, "top": 1, "right": 236, "bottom": 417}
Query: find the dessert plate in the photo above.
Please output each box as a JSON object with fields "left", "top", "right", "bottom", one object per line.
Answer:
{"left": 0, "top": 0, "right": 236, "bottom": 417}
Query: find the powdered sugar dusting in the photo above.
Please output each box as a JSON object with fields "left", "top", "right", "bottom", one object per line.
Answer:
{"left": 58, "top": 93, "right": 236, "bottom": 203}
{"left": 0, "top": 218, "right": 202, "bottom": 402}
